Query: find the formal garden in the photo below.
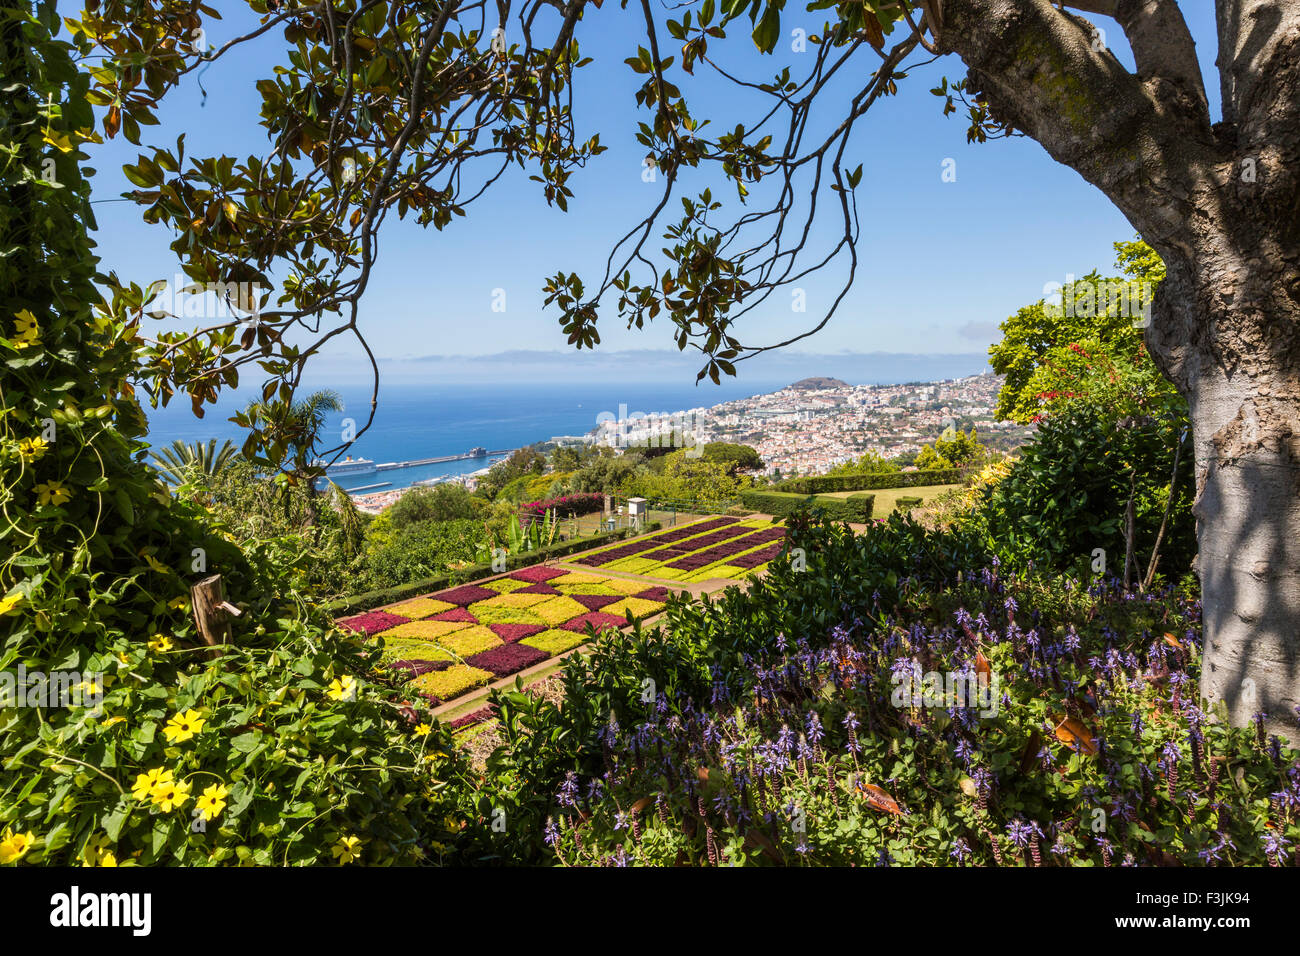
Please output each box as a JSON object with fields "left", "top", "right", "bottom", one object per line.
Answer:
{"left": 3, "top": 1, "right": 1297, "bottom": 877}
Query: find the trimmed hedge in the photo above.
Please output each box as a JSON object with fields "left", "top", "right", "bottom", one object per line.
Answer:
{"left": 895, "top": 496, "right": 923, "bottom": 510}
{"left": 326, "top": 523, "right": 661, "bottom": 615}
{"left": 739, "top": 490, "right": 874, "bottom": 522}
{"left": 776, "top": 468, "right": 964, "bottom": 494}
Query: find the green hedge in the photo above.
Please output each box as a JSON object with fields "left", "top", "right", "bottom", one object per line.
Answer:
{"left": 776, "top": 468, "right": 964, "bottom": 494}
{"left": 739, "top": 490, "right": 874, "bottom": 522}
{"left": 895, "top": 496, "right": 923, "bottom": 510}
{"left": 326, "top": 523, "right": 660, "bottom": 615}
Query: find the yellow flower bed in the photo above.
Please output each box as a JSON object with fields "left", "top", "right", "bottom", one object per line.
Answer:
{"left": 603, "top": 577, "right": 652, "bottom": 595}
{"left": 548, "top": 571, "right": 605, "bottom": 586}
{"left": 384, "top": 619, "right": 473, "bottom": 640}
{"left": 474, "top": 591, "right": 550, "bottom": 609}
{"left": 378, "top": 638, "right": 454, "bottom": 663}
{"left": 520, "top": 629, "right": 587, "bottom": 656}
{"left": 531, "top": 596, "right": 590, "bottom": 625}
{"left": 385, "top": 597, "right": 456, "bottom": 619}
{"left": 603, "top": 596, "right": 662, "bottom": 619}
{"left": 410, "top": 665, "right": 493, "bottom": 700}
{"left": 480, "top": 577, "right": 529, "bottom": 594}
{"left": 436, "top": 626, "right": 502, "bottom": 658}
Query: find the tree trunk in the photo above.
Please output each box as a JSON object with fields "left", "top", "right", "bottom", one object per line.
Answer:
{"left": 936, "top": 0, "right": 1300, "bottom": 741}
{"left": 1156, "top": 254, "right": 1300, "bottom": 742}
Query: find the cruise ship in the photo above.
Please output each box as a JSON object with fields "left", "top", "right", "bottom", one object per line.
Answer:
{"left": 320, "top": 455, "right": 377, "bottom": 477}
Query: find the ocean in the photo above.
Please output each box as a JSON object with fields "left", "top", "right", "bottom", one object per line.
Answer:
{"left": 143, "top": 380, "right": 791, "bottom": 491}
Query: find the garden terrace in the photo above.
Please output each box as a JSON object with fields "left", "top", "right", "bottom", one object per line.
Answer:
{"left": 338, "top": 566, "right": 674, "bottom": 710}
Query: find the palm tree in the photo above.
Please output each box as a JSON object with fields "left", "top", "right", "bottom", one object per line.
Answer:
{"left": 242, "top": 388, "right": 345, "bottom": 526}
{"left": 151, "top": 438, "right": 239, "bottom": 486}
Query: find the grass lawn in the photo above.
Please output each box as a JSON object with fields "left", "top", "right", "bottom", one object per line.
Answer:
{"left": 820, "top": 483, "right": 963, "bottom": 516}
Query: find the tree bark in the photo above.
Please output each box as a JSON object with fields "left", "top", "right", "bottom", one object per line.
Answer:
{"left": 935, "top": 0, "right": 1300, "bottom": 741}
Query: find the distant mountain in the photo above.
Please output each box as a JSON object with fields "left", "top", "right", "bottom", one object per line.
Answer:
{"left": 788, "top": 376, "right": 850, "bottom": 390}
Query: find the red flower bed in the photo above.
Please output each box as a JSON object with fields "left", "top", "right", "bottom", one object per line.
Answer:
{"left": 436, "top": 584, "right": 500, "bottom": 606}
{"left": 730, "top": 542, "right": 785, "bottom": 569}
{"left": 487, "top": 622, "right": 547, "bottom": 643}
{"left": 389, "top": 659, "right": 451, "bottom": 677}
{"left": 666, "top": 527, "right": 787, "bottom": 570}
{"left": 448, "top": 706, "right": 497, "bottom": 730}
{"left": 634, "top": 586, "right": 673, "bottom": 602}
{"left": 562, "top": 611, "right": 628, "bottom": 633}
{"left": 431, "top": 606, "right": 478, "bottom": 623}
{"left": 509, "top": 566, "right": 569, "bottom": 583}
{"left": 641, "top": 523, "right": 757, "bottom": 560}
{"left": 466, "top": 643, "right": 549, "bottom": 678}
{"left": 337, "top": 610, "right": 410, "bottom": 636}
{"left": 513, "top": 582, "right": 561, "bottom": 595}
{"left": 572, "top": 593, "right": 620, "bottom": 611}
{"left": 576, "top": 517, "right": 738, "bottom": 566}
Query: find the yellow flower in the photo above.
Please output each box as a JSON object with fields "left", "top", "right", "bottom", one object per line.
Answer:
{"left": 331, "top": 834, "right": 362, "bottom": 864}
{"left": 327, "top": 675, "right": 357, "bottom": 701}
{"left": 80, "top": 834, "right": 117, "bottom": 867}
{"left": 413, "top": 723, "right": 431, "bottom": 737}
{"left": 11, "top": 310, "right": 39, "bottom": 347}
{"left": 0, "top": 592, "right": 22, "bottom": 617}
{"left": 195, "top": 783, "right": 229, "bottom": 822}
{"left": 163, "top": 708, "right": 205, "bottom": 743}
{"left": 101, "top": 715, "right": 125, "bottom": 729}
{"left": 0, "top": 828, "right": 37, "bottom": 864}
{"left": 17, "top": 437, "right": 48, "bottom": 462}
{"left": 150, "top": 777, "right": 191, "bottom": 813}
{"left": 34, "top": 480, "right": 71, "bottom": 506}
{"left": 147, "top": 634, "right": 174, "bottom": 652}
{"left": 167, "top": 596, "right": 190, "bottom": 611}
{"left": 131, "top": 767, "right": 171, "bottom": 802}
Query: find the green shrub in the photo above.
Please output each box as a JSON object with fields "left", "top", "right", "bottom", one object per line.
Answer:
{"left": 895, "top": 496, "right": 923, "bottom": 510}
{"left": 971, "top": 404, "right": 1193, "bottom": 579}
{"left": 739, "top": 490, "right": 874, "bottom": 522}
{"left": 777, "top": 468, "right": 963, "bottom": 494}
{"left": 387, "top": 483, "right": 480, "bottom": 528}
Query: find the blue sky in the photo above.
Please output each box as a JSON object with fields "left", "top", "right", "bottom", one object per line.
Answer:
{"left": 83, "top": 3, "right": 1221, "bottom": 388}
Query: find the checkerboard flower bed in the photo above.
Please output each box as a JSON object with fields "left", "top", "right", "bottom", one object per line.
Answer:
{"left": 342, "top": 566, "right": 668, "bottom": 712}
{"left": 466, "top": 642, "right": 549, "bottom": 678}
{"left": 579, "top": 524, "right": 787, "bottom": 583}
{"left": 573, "top": 517, "right": 738, "bottom": 567}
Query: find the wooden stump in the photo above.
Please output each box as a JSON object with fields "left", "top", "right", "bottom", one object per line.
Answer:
{"left": 191, "top": 574, "right": 242, "bottom": 650}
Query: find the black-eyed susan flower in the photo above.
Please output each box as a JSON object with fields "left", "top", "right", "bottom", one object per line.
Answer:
{"left": 80, "top": 834, "right": 117, "bottom": 867}
{"left": 331, "top": 834, "right": 362, "bottom": 864}
{"left": 0, "top": 828, "right": 36, "bottom": 864}
{"left": 327, "top": 675, "right": 357, "bottom": 701}
{"left": 131, "top": 767, "right": 170, "bottom": 802}
{"left": 195, "top": 783, "right": 229, "bottom": 822}
{"left": 147, "top": 634, "right": 174, "bottom": 652}
{"left": 150, "top": 777, "right": 191, "bottom": 813}
{"left": 18, "top": 436, "right": 48, "bottom": 462}
{"left": 34, "top": 480, "right": 70, "bottom": 506}
{"left": 163, "top": 708, "right": 205, "bottom": 743}
{"left": 11, "top": 309, "right": 39, "bottom": 347}
{"left": 413, "top": 722, "right": 431, "bottom": 737}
